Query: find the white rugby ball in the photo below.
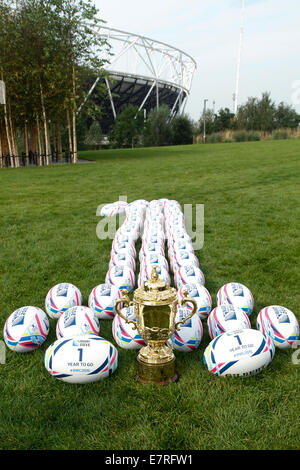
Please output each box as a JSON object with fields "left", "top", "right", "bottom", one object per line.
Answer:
{"left": 138, "top": 265, "right": 170, "bottom": 287}
{"left": 139, "top": 242, "right": 165, "bottom": 262}
{"left": 111, "top": 240, "right": 136, "bottom": 259}
{"left": 140, "top": 253, "right": 169, "bottom": 272}
{"left": 208, "top": 305, "right": 251, "bottom": 339}
{"left": 168, "top": 306, "right": 203, "bottom": 352}
{"left": 172, "top": 250, "right": 199, "bottom": 272}
{"left": 100, "top": 201, "right": 128, "bottom": 217}
{"left": 142, "top": 232, "right": 165, "bottom": 248}
{"left": 175, "top": 265, "right": 205, "bottom": 288}
{"left": 170, "top": 228, "right": 191, "bottom": 243}
{"left": 128, "top": 199, "right": 149, "bottom": 210}
{"left": 203, "top": 329, "right": 275, "bottom": 377}
{"left": 109, "top": 252, "right": 136, "bottom": 272}
{"left": 114, "top": 227, "right": 136, "bottom": 245}
{"left": 165, "top": 218, "right": 185, "bottom": 234}
{"left": 172, "top": 239, "right": 194, "bottom": 254}
{"left": 88, "top": 283, "right": 122, "bottom": 319}
{"left": 106, "top": 265, "right": 135, "bottom": 292}
{"left": 256, "top": 306, "right": 300, "bottom": 349}
{"left": 44, "top": 335, "right": 119, "bottom": 383}
{"left": 178, "top": 283, "right": 212, "bottom": 320}
{"left": 112, "top": 306, "right": 146, "bottom": 350}
{"left": 56, "top": 306, "right": 100, "bottom": 339}
{"left": 217, "top": 282, "right": 254, "bottom": 316}
{"left": 118, "top": 222, "right": 140, "bottom": 242}
{"left": 45, "top": 283, "right": 82, "bottom": 319}
{"left": 3, "top": 306, "right": 49, "bottom": 352}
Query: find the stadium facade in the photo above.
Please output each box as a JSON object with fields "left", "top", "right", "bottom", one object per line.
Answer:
{"left": 81, "top": 25, "right": 197, "bottom": 134}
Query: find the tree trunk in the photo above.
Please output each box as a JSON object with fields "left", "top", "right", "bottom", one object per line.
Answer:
{"left": 29, "top": 124, "right": 37, "bottom": 154}
{"left": 72, "top": 109, "right": 77, "bottom": 163}
{"left": 52, "top": 122, "right": 57, "bottom": 160}
{"left": 40, "top": 80, "right": 50, "bottom": 165}
{"left": 67, "top": 109, "right": 73, "bottom": 160}
{"left": 8, "top": 102, "right": 19, "bottom": 167}
{"left": 36, "top": 115, "right": 43, "bottom": 166}
{"left": 40, "top": 119, "right": 45, "bottom": 156}
{"left": 46, "top": 119, "right": 51, "bottom": 163}
{"left": 3, "top": 101, "right": 13, "bottom": 167}
{"left": 72, "top": 64, "right": 78, "bottom": 163}
{"left": 11, "top": 122, "right": 19, "bottom": 167}
{"left": 1, "top": 71, "right": 13, "bottom": 167}
{"left": 24, "top": 122, "right": 29, "bottom": 166}
{"left": 57, "top": 121, "right": 62, "bottom": 160}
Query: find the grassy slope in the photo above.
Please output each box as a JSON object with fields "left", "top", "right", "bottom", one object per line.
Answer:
{"left": 0, "top": 140, "right": 299, "bottom": 450}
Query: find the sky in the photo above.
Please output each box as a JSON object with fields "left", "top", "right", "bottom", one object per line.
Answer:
{"left": 94, "top": 0, "right": 300, "bottom": 121}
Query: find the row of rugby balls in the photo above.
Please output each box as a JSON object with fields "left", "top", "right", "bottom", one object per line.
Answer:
{"left": 138, "top": 200, "right": 171, "bottom": 287}
{"left": 112, "top": 295, "right": 299, "bottom": 351}
{"left": 163, "top": 201, "right": 205, "bottom": 290}
{"left": 3, "top": 287, "right": 299, "bottom": 382}
{"left": 104, "top": 201, "right": 146, "bottom": 292}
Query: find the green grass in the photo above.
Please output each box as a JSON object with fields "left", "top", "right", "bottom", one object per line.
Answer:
{"left": 0, "top": 139, "right": 299, "bottom": 450}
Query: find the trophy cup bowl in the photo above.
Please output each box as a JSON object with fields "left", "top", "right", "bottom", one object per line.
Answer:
{"left": 115, "top": 266, "right": 197, "bottom": 385}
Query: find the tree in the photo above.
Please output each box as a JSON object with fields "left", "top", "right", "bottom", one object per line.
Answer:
{"left": 46, "top": 0, "right": 110, "bottom": 162}
{"left": 143, "top": 105, "right": 173, "bottom": 147}
{"left": 84, "top": 120, "right": 102, "bottom": 149}
{"left": 195, "top": 108, "right": 216, "bottom": 136}
{"left": 236, "top": 92, "right": 276, "bottom": 132}
{"left": 171, "top": 114, "right": 193, "bottom": 145}
{"left": 213, "top": 108, "right": 235, "bottom": 132}
{"left": 109, "top": 105, "right": 144, "bottom": 148}
{"left": 274, "top": 102, "right": 300, "bottom": 129}
{"left": 0, "top": 0, "right": 110, "bottom": 165}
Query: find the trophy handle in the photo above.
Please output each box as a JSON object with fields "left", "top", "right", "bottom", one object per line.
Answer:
{"left": 175, "top": 289, "right": 198, "bottom": 331}
{"left": 115, "top": 289, "right": 138, "bottom": 331}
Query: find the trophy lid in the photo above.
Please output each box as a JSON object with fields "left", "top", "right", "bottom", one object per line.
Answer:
{"left": 134, "top": 266, "right": 178, "bottom": 305}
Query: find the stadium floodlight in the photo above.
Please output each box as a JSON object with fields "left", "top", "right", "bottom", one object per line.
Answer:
{"left": 234, "top": 0, "right": 246, "bottom": 115}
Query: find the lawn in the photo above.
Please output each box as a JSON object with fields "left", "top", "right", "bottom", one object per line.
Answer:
{"left": 0, "top": 139, "right": 299, "bottom": 450}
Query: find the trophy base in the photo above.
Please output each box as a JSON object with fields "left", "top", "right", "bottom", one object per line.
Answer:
{"left": 136, "top": 357, "right": 179, "bottom": 386}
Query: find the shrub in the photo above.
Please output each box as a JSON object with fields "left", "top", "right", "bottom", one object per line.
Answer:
{"left": 143, "top": 105, "right": 173, "bottom": 147}
{"left": 272, "top": 129, "right": 288, "bottom": 140}
{"left": 247, "top": 132, "right": 261, "bottom": 141}
{"left": 233, "top": 131, "right": 247, "bottom": 142}
{"left": 171, "top": 114, "right": 194, "bottom": 145}
{"left": 207, "top": 133, "right": 223, "bottom": 144}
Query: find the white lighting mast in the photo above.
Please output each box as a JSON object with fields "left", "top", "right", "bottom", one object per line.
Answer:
{"left": 234, "top": 0, "right": 246, "bottom": 115}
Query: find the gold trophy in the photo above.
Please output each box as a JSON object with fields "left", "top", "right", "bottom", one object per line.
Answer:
{"left": 115, "top": 266, "right": 197, "bottom": 385}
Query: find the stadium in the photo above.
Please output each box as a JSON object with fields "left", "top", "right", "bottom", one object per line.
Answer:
{"left": 82, "top": 25, "right": 197, "bottom": 134}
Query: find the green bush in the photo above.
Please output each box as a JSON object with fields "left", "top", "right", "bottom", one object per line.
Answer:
{"left": 233, "top": 131, "right": 248, "bottom": 142}
{"left": 247, "top": 132, "right": 261, "bottom": 141}
{"left": 232, "top": 131, "right": 261, "bottom": 142}
{"left": 207, "top": 133, "right": 223, "bottom": 144}
{"left": 272, "top": 130, "right": 288, "bottom": 140}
